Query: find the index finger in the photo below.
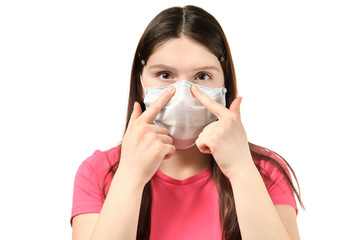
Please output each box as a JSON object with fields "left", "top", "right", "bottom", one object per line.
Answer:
{"left": 190, "top": 85, "right": 228, "bottom": 118}
{"left": 140, "top": 86, "right": 176, "bottom": 123}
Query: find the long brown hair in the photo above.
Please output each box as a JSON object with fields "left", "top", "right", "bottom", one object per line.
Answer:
{"left": 103, "top": 5, "right": 304, "bottom": 239}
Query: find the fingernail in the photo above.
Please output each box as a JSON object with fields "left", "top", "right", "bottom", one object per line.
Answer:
{"left": 168, "top": 86, "right": 175, "bottom": 93}
{"left": 192, "top": 85, "right": 199, "bottom": 92}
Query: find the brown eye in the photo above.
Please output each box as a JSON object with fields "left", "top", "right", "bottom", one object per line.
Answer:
{"left": 159, "top": 72, "right": 172, "bottom": 80}
{"left": 197, "top": 73, "right": 210, "bottom": 81}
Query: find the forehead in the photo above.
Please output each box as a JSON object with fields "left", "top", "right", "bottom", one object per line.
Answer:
{"left": 147, "top": 37, "right": 220, "bottom": 68}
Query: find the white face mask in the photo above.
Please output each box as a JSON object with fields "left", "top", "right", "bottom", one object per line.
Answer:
{"left": 142, "top": 80, "right": 227, "bottom": 149}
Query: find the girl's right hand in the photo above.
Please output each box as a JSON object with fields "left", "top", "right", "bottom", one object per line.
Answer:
{"left": 117, "top": 86, "right": 176, "bottom": 187}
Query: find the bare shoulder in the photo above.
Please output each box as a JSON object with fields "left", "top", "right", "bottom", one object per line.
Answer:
{"left": 275, "top": 205, "right": 301, "bottom": 240}
{"left": 72, "top": 213, "right": 99, "bottom": 240}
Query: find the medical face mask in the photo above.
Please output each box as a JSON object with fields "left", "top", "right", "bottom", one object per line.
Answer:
{"left": 141, "top": 79, "right": 227, "bottom": 149}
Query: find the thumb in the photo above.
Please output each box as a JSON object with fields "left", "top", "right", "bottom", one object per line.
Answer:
{"left": 229, "top": 96, "right": 242, "bottom": 114}
{"left": 129, "top": 101, "right": 142, "bottom": 123}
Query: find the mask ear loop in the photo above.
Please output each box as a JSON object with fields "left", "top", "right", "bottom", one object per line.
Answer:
{"left": 139, "top": 74, "right": 146, "bottom": 91}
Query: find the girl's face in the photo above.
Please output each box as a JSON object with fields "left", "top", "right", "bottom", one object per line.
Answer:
{"left": 141, "top": 37, "right": 225, "bottom": 92}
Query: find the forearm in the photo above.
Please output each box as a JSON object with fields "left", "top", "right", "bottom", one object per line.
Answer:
{"left": 90, "top": 167, "right": 145, "bottom": 240}
{"left": 230, "top": 160, "right": 291, "bottom": 240}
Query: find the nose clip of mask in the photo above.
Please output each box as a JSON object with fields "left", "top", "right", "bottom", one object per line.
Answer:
{"left": 142, "top": 79, "right": 227, "bottom": 149}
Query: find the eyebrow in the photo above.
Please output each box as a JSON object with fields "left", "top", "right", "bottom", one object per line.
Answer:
{"left": 148, "top": 64, "right": 220, "bottom": 72}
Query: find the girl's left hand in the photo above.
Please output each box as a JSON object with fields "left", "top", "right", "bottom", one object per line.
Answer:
{"left": 191, "top": 85, "right": 253, "bottom": 181}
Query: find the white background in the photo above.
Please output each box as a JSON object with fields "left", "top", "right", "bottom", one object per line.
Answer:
{"left": 1, "top": 0, "right": 359, "bottom": 239}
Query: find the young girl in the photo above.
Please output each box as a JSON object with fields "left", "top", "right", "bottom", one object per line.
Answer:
{"left": 71, "top": 5, "right": 304, "bottom": 240}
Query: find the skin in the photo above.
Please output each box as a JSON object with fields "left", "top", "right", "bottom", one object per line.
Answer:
{"left": 141, "top": 37, "right": 225, "bottom": 180}
{"left": 72, "top": 36, "right": 301, "bottom": 240}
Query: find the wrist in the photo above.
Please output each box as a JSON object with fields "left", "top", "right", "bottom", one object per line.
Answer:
{"left": 227, "top": 159, "right": 258, "bottom": 184}
{"left": 115, "top": 165, "right": 147, "bottom": 190}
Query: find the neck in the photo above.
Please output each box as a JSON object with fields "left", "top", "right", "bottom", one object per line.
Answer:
{"left": 159, "top": 145, "right": 212, "bottom": 180}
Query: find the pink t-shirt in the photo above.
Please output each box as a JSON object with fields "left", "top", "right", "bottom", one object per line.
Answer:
{"left": 70, "top": 145, "right": 298, "bottom": 239}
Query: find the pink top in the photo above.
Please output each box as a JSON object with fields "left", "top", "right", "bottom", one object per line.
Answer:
{"left": 70, "top": 145, "right": 298, "bottom": 239}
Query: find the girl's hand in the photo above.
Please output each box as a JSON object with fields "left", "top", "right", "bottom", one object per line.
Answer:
{"left": 118, "top": 86, "right": 176, "bottom": 187}
{"left": 191, "top": 85, "right": 253, "bottom": 181}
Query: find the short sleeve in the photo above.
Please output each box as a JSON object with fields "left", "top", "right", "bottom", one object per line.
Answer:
{"left": 257, "top": 151, "right": 298, "bottom": 215}
{"left": 70, "top": 153, "right": 103, "bottom": 226}
{"left": 70, "top": 146, "right": 120, "bottom": 226}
